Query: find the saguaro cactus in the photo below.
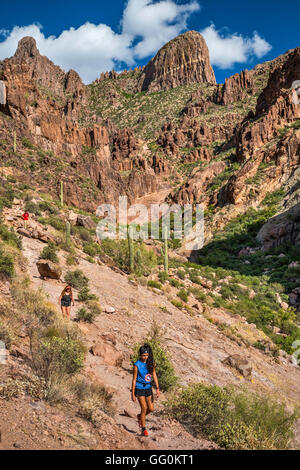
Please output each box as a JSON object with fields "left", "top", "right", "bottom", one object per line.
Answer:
{"left": 13, "top": 131, "right": 16, "bottom": 153}
{"left": 66, "top": 221, "right": 71, "bottom": 246}
{"left": 128, "top": 225, "right": 134, "bottom": 273}
{"left": 163, "top": 225, "right": 169, "bottom": 275}
{"left": 60, "top": 181, "right": 64, "bottom": 208}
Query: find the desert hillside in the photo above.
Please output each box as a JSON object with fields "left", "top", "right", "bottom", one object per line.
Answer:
{"left": 0, "top": 31, "right": 300, "bottom": 450}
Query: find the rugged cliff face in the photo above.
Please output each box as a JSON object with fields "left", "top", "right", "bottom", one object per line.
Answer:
{"left": 139, "top": 31, "right": 216, "bottom": 92}
{"left": 0, "top": 34, "right": 299, "bottom": 225}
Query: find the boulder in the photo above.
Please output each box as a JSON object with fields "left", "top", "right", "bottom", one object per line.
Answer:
{"left": 90, "top": 343, "right": 123, "bottom": 367}
{"left": 76, "top": 215, "right": 96, "bottom": 230}
{"left": 223, "top": 354, "right": 252, "bottom": 378}
{"left": 68, "top": 210, "right": 78, "bottom": 225}
{"left": 36, "top": 260, "right": 62, "bottom": 280}
{"left": 200, "top": 279, "right": 213, "bottom": 290}
{"left": 104, "top": 306, "right": 116, "bottom": 314}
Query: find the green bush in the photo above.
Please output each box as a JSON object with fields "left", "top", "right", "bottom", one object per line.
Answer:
{"left": 148, "top": 280, "right": 162, "bottom": 290}
{"left": 39, "top": 242, "right": 58, "bottom": 263}
{"left": 25, "top": 200, "right": 41, "bottom": 215}
{"left": 39, "top": 200, "right": 58, "bottom": 214}
{"left": 83, "top": 243, "right": 101, "bottom": 257}
{"left": 76, "top": 301, "right": 102, "bottom": 323}
{"left": 11, "top": 282, "right": 57, "bottom": 326}
{"left": 78, "top": 287, "right": 98, "bottom": 302}
{"left": 0, "top": 224, "right": 22, "bottom": 249}
{"left": 171, "top": 299, "right": 183, "bottom": 309}
{"left": 166, "top": 383, "right": 298, "bottom": 450}
{"left": 169, "top": 278, "right": 181, "bottom": 288}
{"left": 76, "top": 307, "right": 94, "bottom": 323}
{"left": 72, "top": 225, "right": 93, "bottom": 243}
{"left": 66, "top": 254, "right": 78, "bottom": 266}
{"left": 75, "top": 379, "right": 113, "bottom": 422}
{"left": 22, "top": 137, "right": 35, "bottom": 149}
{"left": 177, "top": 289, "right": 189, "bottom": 303}
{"left": 31, "top": 335, "right": 85, "bottom": 381}
{"left": 0, "top": 247, "right": 15, "bottom": 278}
{"left": 65, "top": 270, "right": 89, "bottom": 290}
{"left": 158, "top": 272, "right": 169, "bottom": 283}
{"left": 177, "top": 269, "right": 186, "bottom": 280}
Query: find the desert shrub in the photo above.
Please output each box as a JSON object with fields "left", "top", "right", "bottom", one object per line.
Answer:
{"left": 169, "top": 278, "right": 181, "bottom": 288}
{"left": 0, "top": 247, "right": 15, "bottom": 278}
{"left": 39, "top": 200, "right": 58, "bottom": 214}
{"left": 131, "top": 322, "right": 177, "bottom": 392}
{"left": 11, "top": 281, "right": 58, "bottom": 326}
{"left": 0, "top": 224, "right": 22, "bottom": 249}
{"left": 171, "top": 299, "right": 183, "bottom": 309}
{"left": 147, "top": 280, "right": 162, "bottom": 290}
{"left": 177, "top": 269, "right": 186, "bottom": 280}
{"left": 76, "top": 299, "right": 102, "bottom": 323}
{"left": 86, "top": 300, "right": 102, "bottom": 315}
{"left": 64, "top": 270, "right": 89, "bottom": 290}
{"left": 22, "top": 137, "right": 35, "bottom": 149}
{"left": 75, "top": 379, "right": 113, "bottom": 422}
{"left": 83, "top": 242, "right": 101, "bottom": 257}
{"left": 48, "top": 216, "right": 65, "bottom": 232}
{"left": 39, "top": 241, "right": 58, "bottom": 263}
{"left": 0, "top": 376, "right": 46, "bottom": 401}
{"left": 78, "top": 287, "right": 98, "bottom": 302}
{"left": 31, "top": 335, "right": 85, "bottom": 381}
{"left": 158, "top": 272, "right": 169, "bottom": 283}
{"left": 177, "top": 289, "right": 188, "bottom": 303}
{"left": 72, "top": 225, "right": 93, "bottom": 243}
{"left": 66, "top": 254, "right": 78, "bottom": 266}
{"left": 76, "top": 307, "right": 94, "bottom": 323}
{"left": 24, "top": 200, "right": 41, "bottom": 215}
{"left": 166, "top": 383, "right": 298, "bottom": 450}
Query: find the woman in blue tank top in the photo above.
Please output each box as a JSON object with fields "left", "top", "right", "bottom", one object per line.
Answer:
{"left": 131, "top": 343, "right": 160, "bottom": 437}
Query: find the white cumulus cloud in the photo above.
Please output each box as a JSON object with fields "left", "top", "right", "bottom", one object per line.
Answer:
{"left": 122, "top": 0, "right": 200, "bottom": 58}
{"left": 0, "top": 1, "right": 272, "bottom": 83}
{"left": 201, "top": 24, "right": 272, "bottom": 69}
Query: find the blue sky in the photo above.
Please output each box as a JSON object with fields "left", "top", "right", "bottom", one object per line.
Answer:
{"left": 0, "top": 0, "right": 299, "bottom": 84}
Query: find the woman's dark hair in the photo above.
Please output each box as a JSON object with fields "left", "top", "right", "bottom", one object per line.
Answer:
{"left": 139, "top": 343, "right": 155, "bottom": 374}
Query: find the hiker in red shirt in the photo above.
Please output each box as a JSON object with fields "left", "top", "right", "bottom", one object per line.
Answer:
{"left": 22, "top": 211, "right": 29, "bottom": 228}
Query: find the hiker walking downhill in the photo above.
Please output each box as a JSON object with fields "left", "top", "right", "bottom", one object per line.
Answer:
{"left": 131, "top": 343, "right": 160, "bottom": 437}
{"left": 59, "top": 285, "right": 75, "bottom": 319}
{"left": 22, "top": 211, "right": 29, "bottom": 229}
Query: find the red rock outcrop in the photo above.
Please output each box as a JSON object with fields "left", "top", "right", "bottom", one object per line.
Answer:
{"left": 214, "top": 70, "right": 255, "bottom": 105}
{"left": 171, "top": 161, "right": 227, "bottom": 205}
{"left": 257, "top": 202, "right": 300, "bottom": 251}
{"left": 139, "top": 31, "right": 216, "bottom": 92}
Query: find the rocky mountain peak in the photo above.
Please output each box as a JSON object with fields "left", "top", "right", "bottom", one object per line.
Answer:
{"left": 14, "top": 36, "right": 40, "bottom": 61}
{"left": 140, "top": 30, "right": 216, "bottom": 92}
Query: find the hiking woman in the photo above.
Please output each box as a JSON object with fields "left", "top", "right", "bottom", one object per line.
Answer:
{"left": 22, "top": 211, "right": 29, "bottom": 229}
{"left": 59, "top": 285, "right": 74, "bottom": 319}
{"left": 132, "top": 343, "right": 160, "bottom": 437}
